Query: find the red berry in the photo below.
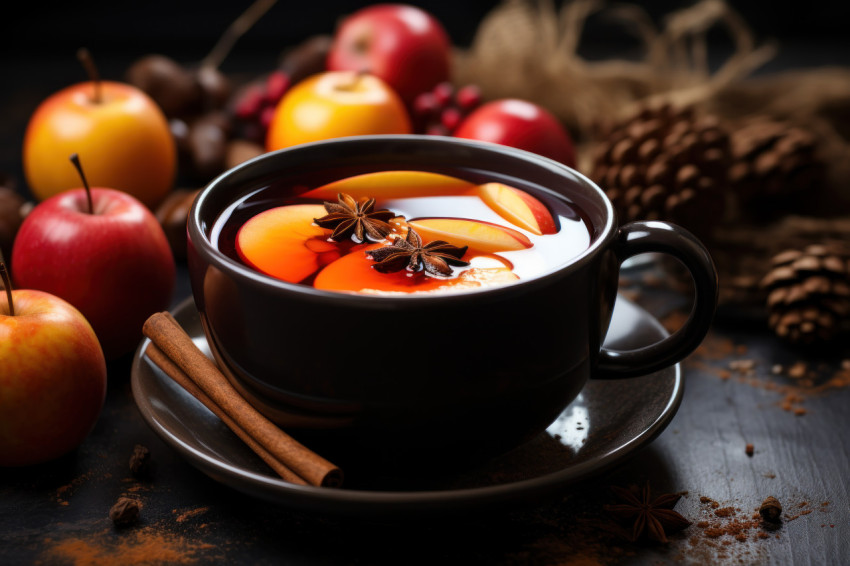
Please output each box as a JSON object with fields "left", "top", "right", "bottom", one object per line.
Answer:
{"left": 456, "top": 85, "right": 482, "bottom": 111}
{"left": 432, "top": 82, "right": 454, "bottom": 108}
{"left": 413, "top": 92, "right": 439, "bottom": 118}
{"left": 259, "top": 105, "right": 277, "bottom": 129}
{"left": 441, "top": 107, "right": 463, "bottom": 132}
{"left": 426, "top": 124, "right": 450, "bottom": 136}
{"left": 265, "top": 71, "right": 291, "bottom": 103}
{"left": 234, "top": 85, "right": 265, "bottom": 120}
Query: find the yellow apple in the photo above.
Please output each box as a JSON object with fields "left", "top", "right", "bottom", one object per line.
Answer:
{"left": 23, "top": 80, "right": 176, "bottom": 210}
{"left": 265, "top": 71, "right": 411, "bottom": 151}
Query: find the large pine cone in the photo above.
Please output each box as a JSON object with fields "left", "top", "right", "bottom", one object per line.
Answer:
{"left": 729, "top": 117, "right": 825, "bottom": 218}
{"left": 589, "top": 104, "right": 730, "bottom": 241}
{"left": 759, "top": 244, "right": 850, "bottom": 345}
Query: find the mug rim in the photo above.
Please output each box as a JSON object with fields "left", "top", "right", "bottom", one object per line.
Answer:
{"left": 188, "top": 134, "right": 616, "bottom": 305}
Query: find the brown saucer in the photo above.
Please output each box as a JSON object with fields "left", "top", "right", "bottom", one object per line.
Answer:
{"left": 131, "top": 295, "right": 681, "bottom": 518}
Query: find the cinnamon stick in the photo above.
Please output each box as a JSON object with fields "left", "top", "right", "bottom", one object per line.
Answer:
{"left": 142, "top": 311, "right": 343, "bottom": 488}
{"left": 145, "top": 343, "right": 308, "bottom": 486}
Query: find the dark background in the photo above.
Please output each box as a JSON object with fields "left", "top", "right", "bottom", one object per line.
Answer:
{"left": 7, "top": 1, "right": 850, "bottom": 51}
{"left": 4, "top": 0, "right": 850, "bottom": 195}
{"left": 6, "top": 1, "right": 850, "bottom": 64}
{"left": 3, "top": 4, "right": 850, "bottom": 565}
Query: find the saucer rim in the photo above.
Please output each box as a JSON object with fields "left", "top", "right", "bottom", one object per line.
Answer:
{"left": 131, "top": 296, "right": 682, "bottom": 515}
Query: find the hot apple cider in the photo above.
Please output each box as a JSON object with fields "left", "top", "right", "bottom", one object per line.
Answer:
{"left": 212, "top": 171, "right": 591, "bottom": 294}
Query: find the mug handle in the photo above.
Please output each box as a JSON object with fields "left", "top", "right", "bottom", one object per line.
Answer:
{"left": 596, "top": 220, "right": 718, "bottom": 378}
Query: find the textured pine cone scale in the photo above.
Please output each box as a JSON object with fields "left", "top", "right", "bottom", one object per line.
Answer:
{"left": 589, "top": 104, "right": 730, "bottom": 241}
{"left": 760, "top": 244, "right": 850, "bottom": 345}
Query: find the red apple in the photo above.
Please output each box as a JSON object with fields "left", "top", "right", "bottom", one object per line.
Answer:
{"left": 0, "top": 280, "right": 107, "bottom": 467}
{"left": 12, "top": 159, "right": 175, "bottom": 359}
{"left": 23, "top": 77, "right": 176, "bottom": 210}
{"left": 327, "top": 4, "right": 451, "bottom": 104}
{"left": 454, "top": 99, "right": 576, "bottom": 167}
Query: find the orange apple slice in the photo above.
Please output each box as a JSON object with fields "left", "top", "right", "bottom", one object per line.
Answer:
{"left": 236, "top": 204, "right": 338, "bottom": 283}
{"left": 476, "top": 182, "right": 557, "bottom": 235}
{"left": 313, "top": 243, "right": 518, "bottom": 294}
{"left": 300, "top": 170, "right": 476, "bottom": 200}
{"left": 407, "top": 218, "right": 533, "bottom": 254}
{"left": 314, "top": 243, "right": 449, "bottom": 293}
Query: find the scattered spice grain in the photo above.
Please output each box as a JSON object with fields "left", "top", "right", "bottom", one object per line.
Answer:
{"left": 759, "top": 496, "right": 782, "bottom": 523}
{"left": 129, "top": 444, "right": 151, "bottom": 478}
{"left": 109, "top": 497, "right": 142, "bottom": 527}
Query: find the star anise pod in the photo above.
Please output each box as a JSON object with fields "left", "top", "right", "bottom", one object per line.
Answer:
{"left": 367, "top": 228, "right": 469, "bottom": 277}
{"left": 604, "top": 482, "right": 692, "bottom": 543}
{"left": 314, "top": 193, "right": 395, "bottom": 242}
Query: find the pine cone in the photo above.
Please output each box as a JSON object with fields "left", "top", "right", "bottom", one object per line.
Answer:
{"left": 760, "top": 244, "right": 850, "bottom": 345}
{"left": 729, "top": 117, "right": 825, "bottom": 218}
{"left": 589, "top": 103, "right": 730, "bottom": 241}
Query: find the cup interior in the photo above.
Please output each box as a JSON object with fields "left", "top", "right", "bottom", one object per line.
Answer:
{"left": 190, "top": 135, "right": 615, "bottom": 297}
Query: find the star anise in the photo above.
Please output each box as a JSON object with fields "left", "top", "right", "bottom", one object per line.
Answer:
{"left": 367, "top": 228, "right": 469, "bottom": 276}
{"left": 314, "top": 193, "right": 395, "bottom": 242}
{"left": 604, "top": 482, "right": 692, "bottom": 543}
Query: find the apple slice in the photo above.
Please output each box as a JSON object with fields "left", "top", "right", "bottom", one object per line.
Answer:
{"left": 300, "top": 170, "right": 476, "bottom": 200}
{"left": 313, "top": 243, "right": 518, "bottom": 294}
{"left": 407, "top": 218, "right": 532, "bottom": 253}
{"left": 236, "top": 204, "right": 338, "bottom": 283}
{"left": 314, "top": 243, "right": 450, "bottom": 293}
{"left": 476, "top": 182, "right": 557, "bottom": 235}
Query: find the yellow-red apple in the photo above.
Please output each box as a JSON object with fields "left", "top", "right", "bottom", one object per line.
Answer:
{"left": 407, "top": 218, "right": 533, "bottom": 253}
{"left": 23, "top": 80, "right": 176, "bottom": 209}
{"left": 0, "top": 283, "right": 107, "bottom": 467}
{"left": 477, "top": 182, "right": 557, "bottom": 235}
{"left": 266, "top": 71, "right": 411, "bottom": 151}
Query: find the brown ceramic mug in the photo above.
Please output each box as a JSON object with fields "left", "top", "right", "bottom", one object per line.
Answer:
{"left": 187, "top": 135, "right": 717, "bottom": 469}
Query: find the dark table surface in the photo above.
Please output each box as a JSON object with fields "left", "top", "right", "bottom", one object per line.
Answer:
{"left": 2, "top": 5, "right": 850, "bottom": 565}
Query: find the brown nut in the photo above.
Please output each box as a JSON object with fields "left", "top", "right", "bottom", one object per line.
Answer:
{"left": 155, "top": 188, "right": 201, "bottom": 260}
{"left": 0, "top": 181, "right": 27, "bottom": 261}
{"left": 126, "top": 54, "right": 201, "bottom": 118}
{"left": 225, "top": 139, "right": 265, "bottom": 170}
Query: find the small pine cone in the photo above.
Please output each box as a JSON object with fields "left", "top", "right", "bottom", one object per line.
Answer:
{"left": 760, "top": 244, "right": 850, "bottom": 345}
{"left": 728, "top": 117, "right": 825, "bottom": 218}
{"left": 589, "top": 104, "right": 730, "bottom": 241}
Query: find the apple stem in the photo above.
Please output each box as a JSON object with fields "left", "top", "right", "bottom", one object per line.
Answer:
{"left": 69, "top": 154, "right": 95, "bottom": 214}
{"left": 76, "top": 48, "right": 102, "bottom": 104}
{"left": 201, "top": 0, "right": 278, "bottom": 71}
{"left": 338, "top": 70, "right": 369, "bottom": 92}
{"left": 0, "top": 250, "right": 13, "bottom": 317}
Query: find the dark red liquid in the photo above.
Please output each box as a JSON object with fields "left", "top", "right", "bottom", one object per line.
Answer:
{"left": 212, "top": 173, "right": 592, "bottom": 293}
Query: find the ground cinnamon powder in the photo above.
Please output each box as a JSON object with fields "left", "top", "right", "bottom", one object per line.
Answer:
{"left": 40, "top": 526, "right": 216, "bottom": 565}
{"left": 663, "top": 310, "right": 850, "bottom": 416}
